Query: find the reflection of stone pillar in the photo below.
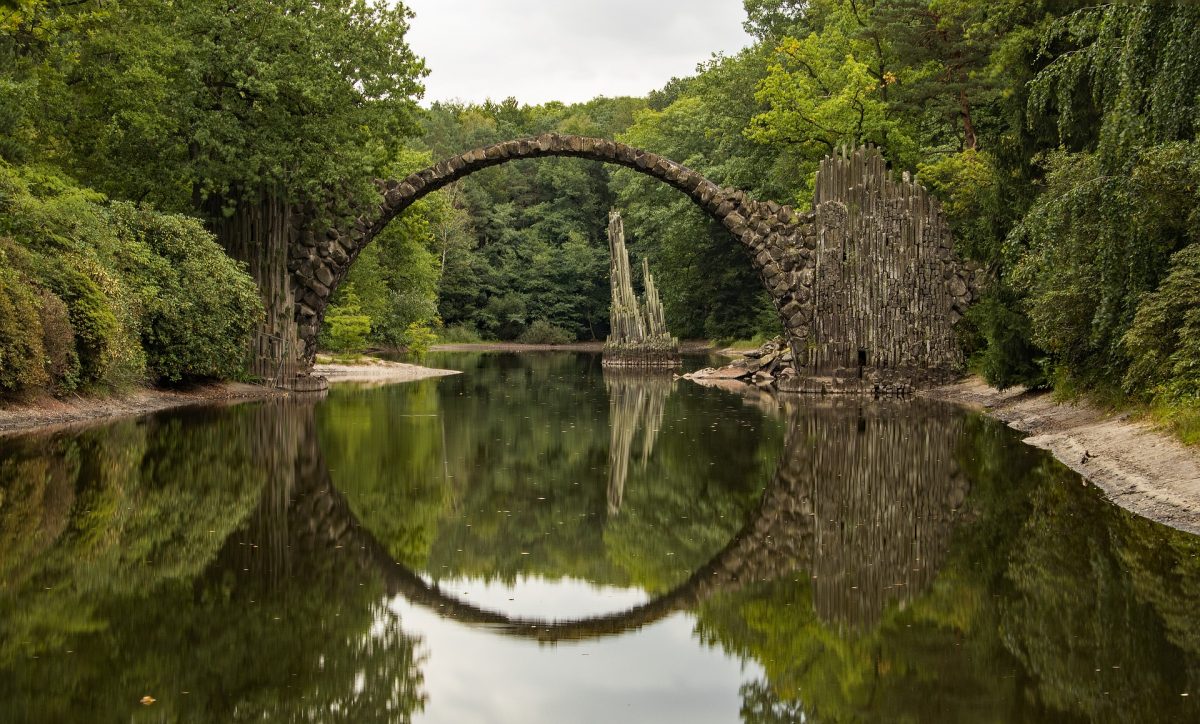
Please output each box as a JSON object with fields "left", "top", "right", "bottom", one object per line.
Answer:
{"left": 799, "top": 400, "right": 969, "bottom": 629}
{"left": 209, "top": 399, "right": 325, "bottom": 588}
{"left": 603, "top": 370, "right": 674, "bottom": 516}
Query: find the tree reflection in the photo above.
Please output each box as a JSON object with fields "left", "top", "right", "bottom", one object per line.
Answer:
{"left": 696, "top": 411, "right": 1200, "bottom": 723}
{"left": 0, "top": 401, "right": 426, "bottom": 723}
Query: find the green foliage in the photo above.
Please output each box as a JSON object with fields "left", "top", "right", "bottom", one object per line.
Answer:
{"left": 2, "top": 0, "right": 427, "bottom": 212}
{"left": 0, "top": 164, "right": 261, "bottom": 394}
{"left": 918, "top": 149, "right": 1006, "bottom": 262}
{"left": 1009, "top": 144, "right": 1200, "bottom": 392}
{"left": 321, "top": 291, "right": 373, "bottom": 354}
{"left": 0, "top": 255, "right": 47, "bottom": 392}
{"left": 401, "top": 321, "right": 439, "bottom": 358}
{"left": 437, "top": 323, "right": 483, "bottom": 344}
{"left": 1123, "top": 244, "right": 1200, "bottom": 402}
{"left": 965, "top": 288, "right": 1045, "bottom": 390}
{"left": 326, "top": 151, "right": 450, "bottom": 352}
{"left": 33, "top": 259, "right": 130, "bottom": 387}
{"left": 106, "top": 204, "right": 263, "bottom": 382}
{"left": 35, "top": 287, "right": 79, "bottom": 393}
{"left": 516, "top": 319, "right": 573, "bottom": 345}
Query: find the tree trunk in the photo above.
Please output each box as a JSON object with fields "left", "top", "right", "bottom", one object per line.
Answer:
{"left": 959, "top": 88, "right": 978, "bottom": 151}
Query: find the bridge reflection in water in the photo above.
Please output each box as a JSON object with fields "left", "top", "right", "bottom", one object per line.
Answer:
{"left": 220, "top": 393, "right": 969, "bottom": 640}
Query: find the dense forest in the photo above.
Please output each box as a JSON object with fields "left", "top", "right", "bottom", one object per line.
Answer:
{"left": 1, "top": 0, "right": 1198, "bottom": 435}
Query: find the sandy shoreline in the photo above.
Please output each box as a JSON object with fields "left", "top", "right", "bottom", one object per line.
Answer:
{"left": 924, "top": 378, "right": 1200, "bottom": 535}
{"left": 0, "top": 359, "right": 459, "bottom": 437}
{"left": 312, "top": 358, "right": 461, "bottom": 384}
{"left": 0, "top": 382, "right": 289, "bottom": 438}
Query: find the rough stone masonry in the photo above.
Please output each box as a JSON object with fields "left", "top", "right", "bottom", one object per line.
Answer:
{"left": 285, "top": 134, "right": 976, "bottom": 392}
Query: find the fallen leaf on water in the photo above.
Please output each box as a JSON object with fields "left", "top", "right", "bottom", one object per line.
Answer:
{"left": 140, "top": 695, "right": 156, "bottom": 706}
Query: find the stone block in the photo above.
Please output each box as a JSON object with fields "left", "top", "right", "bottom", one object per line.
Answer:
{"left": 314, "top": 265, "right": 334, "bottom": 287}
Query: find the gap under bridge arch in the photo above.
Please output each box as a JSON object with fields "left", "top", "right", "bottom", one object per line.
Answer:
{"left": 288, "top": 133, "right": 820, "bottom": 376}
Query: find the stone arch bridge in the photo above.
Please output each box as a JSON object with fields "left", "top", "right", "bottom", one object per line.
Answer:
{"left": 284, "top": 134, "right": 977, "bottom": 390}
{"left": 287, "top": 133, "right": 817, "bottom": 383}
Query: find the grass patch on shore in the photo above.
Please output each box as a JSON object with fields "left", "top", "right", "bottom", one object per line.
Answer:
{"left": 1148, "top": 399, "right": 1200, "bottom": 446}
{"left": 718, "top": 332, "right": 773, "bottom": 351}
{"left": 315, "top": 352, "right": 378, "bottom": 365}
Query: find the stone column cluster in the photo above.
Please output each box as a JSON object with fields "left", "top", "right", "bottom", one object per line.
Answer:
{"left": 806, "top": 146, "right": 978, "bottom": 386}
{"left": 603, "top": 209, "right": 680, "bottom": 367}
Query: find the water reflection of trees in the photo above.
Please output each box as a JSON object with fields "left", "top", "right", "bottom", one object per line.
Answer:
{"left": 697, "top": 410, "right": 1200, "bottom": 724}
{"left": 319, "top": 352, "right": 783, "bottom": 593}
{"left": 3, "top": 371, "right": 1200, "bottom": 723}
{"left": 0, "top": 402, "right": 426, "bottom": 723}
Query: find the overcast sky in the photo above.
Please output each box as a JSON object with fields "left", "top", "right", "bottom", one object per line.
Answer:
{"left": 401, "top": 0, "right": 754, "bottom": 106}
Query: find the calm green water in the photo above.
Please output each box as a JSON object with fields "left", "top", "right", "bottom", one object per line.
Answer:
{"left": 1, "top": 351, "right": 1198, "bottom": 723}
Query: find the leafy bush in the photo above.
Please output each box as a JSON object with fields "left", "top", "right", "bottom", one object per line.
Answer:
{"left": 34, "top": 261, "right": 124, "bottom": 386}
{"left": 965, "top": 290, "right": 1045, "bottom": 390}
{"left": 321, "top": 292, "right": 372, "bottom": 354}
{"left": 1123, "top": 244, "right": 1200, "bottom": 401}
{"left": 108, "top": 204, "right": 261, "bottom": 382}
{"left": 37, "top": 289, "right": 79, "bottom": 393}
{"left": 0, "top": 259, "right": 48, "bottom": 393}
{"left": 1009, "top": 144, "right": 1200, "bottom": 391}
{"left": 400, "top": 322, "right": 438, "bottom": 358}
{"left": 918, "top": 150, "right": 1007, "bottom": 263}
{"left": 517, "top": 320, "right": 573, "bottom": 345}
{"left": 438, "top": 323, "right": 482, "bottom": 344}
{"left": 0, "top": 164, "right": 261, "bottom": 394}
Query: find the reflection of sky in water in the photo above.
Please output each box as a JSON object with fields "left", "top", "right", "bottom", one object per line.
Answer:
{"left": 388, "top": 576, "right": 760, "bottom": 724}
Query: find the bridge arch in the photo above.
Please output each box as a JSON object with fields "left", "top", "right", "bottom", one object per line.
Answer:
{"left": 288, "top": 133, "right": 820, "bottom": 370}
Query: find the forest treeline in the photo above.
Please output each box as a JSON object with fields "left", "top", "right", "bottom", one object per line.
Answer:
{"left": 2, "top": 0, "right": 1198, "bottom": 432}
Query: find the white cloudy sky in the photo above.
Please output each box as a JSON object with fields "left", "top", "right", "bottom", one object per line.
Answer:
{"left": 401, "top": 0, "right": 754, "bottom": 105}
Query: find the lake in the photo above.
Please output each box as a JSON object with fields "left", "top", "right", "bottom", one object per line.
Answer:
{"left": 1, "top": 351, "right": 1197, "bottom": 723}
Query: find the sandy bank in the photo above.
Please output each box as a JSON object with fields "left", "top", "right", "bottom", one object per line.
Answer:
{"left": 313, "top": 358, "right": 460, "bottom": 385}
{"left": 0, "top": 382, "right": 287, "bottom": 438}
{"left": 1, "top": 359, "right": 459, "bottom": 437}
{"left": 925, "top": 377, "right": 1200, "bottom": 535}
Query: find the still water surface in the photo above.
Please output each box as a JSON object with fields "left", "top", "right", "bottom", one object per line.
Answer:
{"left": 1, "top": 352, "right": 1198, "bottom": 723}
